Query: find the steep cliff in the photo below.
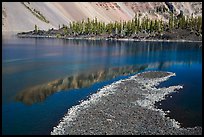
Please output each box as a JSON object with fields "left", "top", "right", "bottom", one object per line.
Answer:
{"left": 2, "top": 2, "right": 202, "bottom": 34}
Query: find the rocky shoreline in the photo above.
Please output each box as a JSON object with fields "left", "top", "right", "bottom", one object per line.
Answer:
{"left": 51, "top": 71, "right": 202, "bottom": 135}
{"left": 17, "top": 34, "right": 202, "bottom": 43}
{"left": 17, "top": 27, "right": 202, "bottom": 43}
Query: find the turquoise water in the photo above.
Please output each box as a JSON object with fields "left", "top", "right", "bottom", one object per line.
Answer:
{"left": 2, "top": 36, "right": 202, "bottom": 135}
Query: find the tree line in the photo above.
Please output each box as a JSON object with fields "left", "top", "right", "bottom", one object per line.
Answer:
{"left": 35, "top": 13, "right": 202, "bottom": 37}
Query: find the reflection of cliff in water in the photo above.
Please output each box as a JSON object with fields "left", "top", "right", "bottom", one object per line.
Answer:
{"left": 15, "top": 65, "right": 148, "bottom": 105}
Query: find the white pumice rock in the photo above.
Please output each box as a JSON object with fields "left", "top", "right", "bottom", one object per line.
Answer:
{"left": 51, "top": 71, "right": 200, "bottom": 135}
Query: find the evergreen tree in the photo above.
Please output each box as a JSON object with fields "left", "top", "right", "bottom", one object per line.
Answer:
{"left": 34, "top": 24, "right": 38, "bottom": 33}
{"left": 169, "top": 13, "right": 174, "bottom": 31}
{"left": 154, "top": 19, "right": 158, "bottom": 32}
{"left": 48, "top": 13, "right": 202, "bottom": 38}
{"left": 63, "top": 25, "right": 68, "bottom": 35}
{"left": 197, "top": 16, "right": 202, "bottom": 33}
{"left": 150, "top": 20, "right": 154, "bottom": 33}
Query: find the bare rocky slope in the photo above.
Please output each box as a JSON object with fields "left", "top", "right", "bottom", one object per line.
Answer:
{"left": 2, "top": 2, "right": 202, "bottom": 34}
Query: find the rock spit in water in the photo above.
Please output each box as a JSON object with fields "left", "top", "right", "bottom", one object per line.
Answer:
{"left": 51, "top": 71, "right": 202, "bottom": 135}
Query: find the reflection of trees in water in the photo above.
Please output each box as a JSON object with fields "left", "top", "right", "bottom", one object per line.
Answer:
{"left": 62, "top": 40, "right": 201, "bottom": 67}
{"left": 15, "top": 65, "right": 148, "bottom": 105}
{"left": 14, "top": 40, "right": 201, "bottom": 105}
{"left": 64, "top": 40, "right": 201, "bottom": 57}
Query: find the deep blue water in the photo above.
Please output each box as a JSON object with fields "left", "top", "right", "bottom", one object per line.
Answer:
{"left": 2, "top": 36, "right": 202, "bottom": 135}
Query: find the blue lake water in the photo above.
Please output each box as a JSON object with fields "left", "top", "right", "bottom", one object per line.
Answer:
{"left": 2, "top": 36, "right": 202, "bottom": 135}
